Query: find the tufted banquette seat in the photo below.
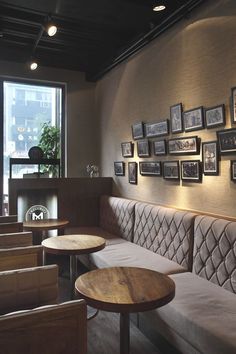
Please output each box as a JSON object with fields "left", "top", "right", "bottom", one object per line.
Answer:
{"left": 66, "top": 195, "right": 236, "bottom": 354}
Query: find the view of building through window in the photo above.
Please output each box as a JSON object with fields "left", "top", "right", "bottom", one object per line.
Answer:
{"left": 3, "top": 81, "right": 62, "bottom": 213}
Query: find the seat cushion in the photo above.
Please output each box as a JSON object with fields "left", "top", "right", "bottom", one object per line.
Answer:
{"left": 90, "top": 241, "right": 186, "bottom": 274}
{"left": 152, "top": 272, "right": 236, "bottom": 354}
{"left": 65, "top": 226, "right": 126, "bottom": 246}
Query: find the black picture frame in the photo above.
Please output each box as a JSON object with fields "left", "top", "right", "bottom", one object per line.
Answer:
{"left": 128, "top": 162, "right": 137, "bottom": 184}
{"left": 183, "top": 106, "right": 204, "bottom": 132}
{"left": 217, "top": 128, "right": 236, "bottom": 154}
{"left": 231, "top": 160, "right": 236, "bottom": 181}
{"left": 153, "top": 139, "right": 166, "bottom": 156}
{"left": 132, "top": 122, "right": 144, "bottom": 140}
{"left": 163, "top": 161, "right": 179, "bottom": 180}
{"left": 170, "top": 103, "right": 183, "bottom": 133}
{"left": 145, "top": 120, "right": 169, "bottom": 138}
{"left": 181, "top": 160, "right": 202, "bottom": 182}
{"left": 137, "top": 139, "right": 150, "bottom": 157}
{"left": 202, "top": 141, "right": 219, "bottom": 176}
{"left": 205, "top": 104, "right": 225, "bottom": 129}
{"left": 114, "top": 161, "right": 125, "bottom": 176}
{"left": 139, "top": 161, "right": 162, "bottom": 176}
{"left": 168, "top": 136, "right": 200, "bottom": 155}
{"left": 231, "top": 87, "right": 236, "bottom": 124}
{"left": 121, "top": 142, "right": 134, "bottom": 157}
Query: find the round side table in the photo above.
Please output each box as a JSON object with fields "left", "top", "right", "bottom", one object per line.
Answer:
{"left": 75, "top": 266, "right": 175, "bottom": 354}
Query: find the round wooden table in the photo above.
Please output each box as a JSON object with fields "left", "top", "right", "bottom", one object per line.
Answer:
{"left": 75, "top": 267, "right": 175, "bottom": 354}
{"left": 23, "top": 218, "right": 69, "bottom": 241}
{"left": 42, "top": 234, "right": 106, "bottom": 299}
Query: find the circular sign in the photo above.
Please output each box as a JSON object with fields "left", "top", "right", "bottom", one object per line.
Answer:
{"left": 25, "top": 205, "right": 50, "bottom": 221}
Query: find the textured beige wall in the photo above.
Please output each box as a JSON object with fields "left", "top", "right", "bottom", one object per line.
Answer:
{"left": 95, "top": 0, "right": 236, "bottom": 217}
{"left": 0, "top": 60, "right": 97, "bottom": 177}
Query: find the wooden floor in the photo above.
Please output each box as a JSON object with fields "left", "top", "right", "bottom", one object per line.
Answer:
{"left": 87, "top": 310, "right": 161, "bottom": 354}
{"left": 58, "top": 273, "right": 162, "bottom": 354}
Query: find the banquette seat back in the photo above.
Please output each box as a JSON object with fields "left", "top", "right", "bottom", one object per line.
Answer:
{"left": 133, "top": 202, "right": 196, "bottom": 271}
{"left": 99, "top": 195, "right": 136, "bottom": 241}
{"left": 193, "top": 215, "right": 236, "bottom": 293}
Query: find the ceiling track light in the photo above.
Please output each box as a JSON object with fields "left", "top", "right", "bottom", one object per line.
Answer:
{"left": 46, "top": 15, "right": 57, "bottom": 37}
{"left": 29, "top": 59, "right": 38, "bottom": 71}
{"left": 153, "top": 4, "right": 166, "bottom": 12}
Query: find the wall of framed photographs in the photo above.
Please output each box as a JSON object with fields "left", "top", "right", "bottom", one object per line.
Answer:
{"left": 97, "top": 0, "right": 236, "bottom": 217}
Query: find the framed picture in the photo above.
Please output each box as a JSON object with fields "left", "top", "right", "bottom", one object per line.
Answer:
{"left": 181, "top": 160, "right": 202, "bottom": 182}
{"left": 183, "top": 106, "right": 204, "bottom": 132}
{"left": 168, "top": 136, "right": 200, "bottom": 155}
{"left": 202, "top": 141, "right": 219, "bottom": 175}
{"left": 114, "top": 161, "right": 125, "bottom": 176}
{"left": 231, "top": 160, "right": 236, "bottom": 181}
{"left": 205, "top": 104, "right": 225, "bottom": 129}
{"left": 170, "top": 103, "right": 183, "bottom": 133}
{"left": 163, "top": 161, "right": 179, "bottom": 180}
{"left": 145, "top": 120, "right": 169, "bottom": 138}
{"left": 231, "top": 87, "right": 236, "bottom": 124}
{"left": 132, "top": 122, "right": 144, "bottom": 140}
{"left": 137, "top": 139, "right": 150, "bottom": 157}
{"left": 121, "top": 142, "right": 134, "bottom": 157}
{"left": 139, "top": 161, "right": 161, "bottom": 176}
{"left": 153, "top": 139, "right": 166, "bottom": 155}
{"left": 217, "top": 128, "right": 236, "bottom": 154}
{"left": 128, "top": 162, "right": 137, "bottom": 184}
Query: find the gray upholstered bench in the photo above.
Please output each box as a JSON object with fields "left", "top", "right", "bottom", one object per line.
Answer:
{"left": 66, "top": 195, "right": 236, "bottom": 354}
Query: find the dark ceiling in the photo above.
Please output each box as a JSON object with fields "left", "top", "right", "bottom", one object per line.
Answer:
{"left": 0, "top": 0, "right": 205, "bottom": 81}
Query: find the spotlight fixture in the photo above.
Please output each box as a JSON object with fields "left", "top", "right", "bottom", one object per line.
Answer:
{"left": 153, "top": 4, "right": 166, "bottom": 12}
{"left": 46, "top": 22, "right": 57, "bottom": 37}
{"left": 29, "top": 60, "right": 38, "bottom": 71}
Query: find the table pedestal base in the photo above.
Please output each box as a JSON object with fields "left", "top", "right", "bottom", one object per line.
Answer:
{"left": 120, "top": 313, "right": 130, "bottom": 354}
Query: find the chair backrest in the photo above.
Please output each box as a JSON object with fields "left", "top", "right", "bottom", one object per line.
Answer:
{"left": 0, "top": 232, "right": 32, "bottom": 249}
{"left": 0, "top": 222, "right": 23, "bottom": 234}
{"left": 0, "top": 215, "right": 17, "bottom": 223}
{"left": 0, "top": 265, "right": 58, "bottom": 315}
{"left": 0, "top": 299, "right": 87, "bottom": 354}
{"left": 133, "top": 202, "right": 196, "bottom": 270}
{"left": 99, "top": 195, "right": 136, "bottom": 241}
{"left": 193, "top": 215, "right": 236, "bottom": 293}
{"left": 0, "top": 245, "right": 43, "bottom": 272}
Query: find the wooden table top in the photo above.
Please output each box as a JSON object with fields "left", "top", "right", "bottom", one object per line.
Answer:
{"left": 23, "top": 218, "right": 69, "bottom": 231}
{"left": 75, "top": 267, "right": 175, "bottom": 313}
{"left": 42, "top": 234, "right": 106, "bottom": 255}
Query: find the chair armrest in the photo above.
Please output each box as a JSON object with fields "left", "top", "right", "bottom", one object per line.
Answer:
{"left": 0, "top": 222, "right": 23, "bottom": 234}
{"left": 0, "top": 232, "right": 33, "bottom": 248}
{"left": 0, "top": 215, "right": 17, "bottom": 223}
{"left": 0, "top": 245, "right": 43, "bottom": 271}
{"left": 0, "top": 299, "right": 87, "bottom": 354}
{"left": 0, "top": 265, "right": 58, "bottom": 314}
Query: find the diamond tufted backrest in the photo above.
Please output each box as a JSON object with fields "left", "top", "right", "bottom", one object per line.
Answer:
{"left": 133, "top": 202, "right": 196, "bottom": 270}
{"left": 99, "top": 196, "right": 136, "bottom": 241}
{"left": 193, "top": 215, "right": 236, "bottom": 293}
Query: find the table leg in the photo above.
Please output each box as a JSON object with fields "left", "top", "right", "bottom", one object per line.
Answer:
{"left": 70, "top": 255, "right": 77, "bottom": 299}
{"left": 120, "top": 313, "right": 130, "bottom": 354}
{"left": 41, "top": 230, "right": 47, "bottom": 241}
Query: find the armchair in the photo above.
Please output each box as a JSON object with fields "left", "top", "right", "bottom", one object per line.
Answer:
{"left": 0, "top": 265, "right": 87, "bottom": 354}
{"left": 0, "top": 231, "right": 43, "bottom": 271}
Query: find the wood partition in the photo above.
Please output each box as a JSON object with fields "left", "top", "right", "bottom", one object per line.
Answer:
{"left": 9, "top": 177, "right": 112, "bottom": 227}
